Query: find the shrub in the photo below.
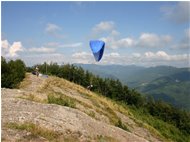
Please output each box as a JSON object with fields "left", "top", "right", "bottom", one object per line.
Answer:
{"left": 115, "top": 119, "right": 130, "bottom": 132}
{"left": 1, "top": 56, "right": 26, "bottom": 88}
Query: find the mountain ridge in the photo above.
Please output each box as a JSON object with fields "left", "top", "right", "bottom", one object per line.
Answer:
{"left": 77, "top": 64, "right": 190, "bottom": 110}
{"left": 2, "top": 73, "right": 163, "bottom": 142}
{"left": 137, "top": 71, "right": 190, "bottom": 109}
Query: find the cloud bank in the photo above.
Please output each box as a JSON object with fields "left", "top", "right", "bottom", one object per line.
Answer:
{"left": 2, "top": 40, "right": 24, "bottom": 57}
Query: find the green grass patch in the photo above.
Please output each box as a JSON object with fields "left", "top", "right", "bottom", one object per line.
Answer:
{"left": 77, "top": 100, "right": 93, "bottom": 109}
{"left": 95, "top": 108, "right": 118, "bottom": 125}
{"left": 86, "top": 110, "right": 96, "bottom": 118}
{"left": 115, "top": 119, "right": 130, "bottom": 132}
{"left": 79, "top": 92, "right": 92, "bottom": 99}
{"left": 6, "top": 122, "right": 61, "bottom": 141}
{"left": 48, "top": 93, "right": 76, "bottom": 108}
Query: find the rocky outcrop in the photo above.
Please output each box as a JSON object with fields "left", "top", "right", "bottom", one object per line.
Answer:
{"left": 1, "top": 74, "right": 162, "bottom": 142}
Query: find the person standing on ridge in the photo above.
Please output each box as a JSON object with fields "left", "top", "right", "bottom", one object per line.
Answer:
{"left": 35, "top": 66, "right": 39, "bottom": 77}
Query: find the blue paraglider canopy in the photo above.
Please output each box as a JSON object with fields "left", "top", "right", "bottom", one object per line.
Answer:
{"left": 90, "top": 40, "right": 105, "bottom": 62}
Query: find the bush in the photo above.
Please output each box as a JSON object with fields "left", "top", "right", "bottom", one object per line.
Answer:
{"left": 1, "top": 56, "right": 26, "bottom": 88}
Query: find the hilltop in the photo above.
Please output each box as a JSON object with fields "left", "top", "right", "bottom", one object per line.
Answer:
{"left": 2, "top": 73, "right": 163, "bottom": 142}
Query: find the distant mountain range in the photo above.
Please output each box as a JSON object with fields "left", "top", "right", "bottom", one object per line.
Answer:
{"left": 76, "top": 64, "right": 190, "bottom": 110}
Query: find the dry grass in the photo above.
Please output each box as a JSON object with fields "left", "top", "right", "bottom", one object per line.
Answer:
{"left": 38, "top": 76, "right": 137, "bottom": 128}
{"left": 6, "top": 122, "right": 83, "bottom": 142}
{"left": 18, "top": 93, "right": 47, "bottom": 103}
{"left": 21, "top": 75, "right": 165, "bottom": 141}
{"left": 19, "top": 73, "right": 31, "bottom": 89}
{"left": 6, "top": 122, "right": 63, "bottom": 141}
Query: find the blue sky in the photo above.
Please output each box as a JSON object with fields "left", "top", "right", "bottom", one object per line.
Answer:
{"left": 1, "top": 1, "right": 190, "bottom": 67}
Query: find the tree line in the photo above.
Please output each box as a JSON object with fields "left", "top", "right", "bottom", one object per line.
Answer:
{"left": 1, "top": 56, "right": 26, "bottom": 88}
{"left": 28, "top": 62, "right": 190, "bottom": 135}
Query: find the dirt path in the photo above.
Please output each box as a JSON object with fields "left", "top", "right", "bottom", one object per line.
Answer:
{"left": 2, "top": 74, "right": 162, "bottom": 142}
{"left": 19, "top": 73, "right": 47, "bottom": 92}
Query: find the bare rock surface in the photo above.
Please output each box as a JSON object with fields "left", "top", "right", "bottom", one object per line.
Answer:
{"left": 2, "top": 73, "right": 162, "bottom": 142}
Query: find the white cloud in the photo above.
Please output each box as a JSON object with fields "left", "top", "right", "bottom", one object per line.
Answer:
{"left": 1, "top": 40, "right": 24, "bottom": 57}
{"left": 103, "top": 52, "right": 122, "bottom": 64}
{"left": 20, "top": 49, "right": 189, "bottom": 67}
{"left": 72, "top": 52, "right": 91, "bottom": 58}
{"left": 138, "top": 33, "right": 172, "bottom": 48}
{"left": 45, "top": 42, "right": 60, "bottom": 47}
{"left": 9, "top": 42, "right": 23, "bottom": 57}
{"left": 161, "top": 1, "right": 190, "bottom": 24}
{"left": 28, "top": 47, "right": 55, "bottom": 53}
{"left": 100, "top": 33, "right": 172, "bottom": 49}
{"left": 156, "top": 51, "right": 168, "bottom": 58}
{"left": 45, "top": 42, "right": 83, "bottom": 48}
{"left": 144, "top": 52, "right": 155, "bottom": 58}
{"left": 21, "top": 53, "right": 65, "bottom": 66}
{"left": 144, "top": 51, "right": 189, "bottom": 62}
{"left": 100, "top": 36, "right": 115, "bottom": 48}
{"left": 92, "top": 21, "right": 115, "bottom": 33}
{"left": 71, "top": 52, "right": 122, "bottom": 64}
{"left": 45, "top": 23, "right": 61, "bottom": 33}
{"left": 45, "top": 23, "right": 64, "bottom": 38}
{"left": 117, "top": 38, "right": 135, "bottom": 47}
{"left": 100, "top": 36, "right": 136, "bottom": 49}
{"left": 109, "top": 52, "right": 120, "bottom": 58}
{"left": 139, "top": 33, "right": 160, "bottom": 47}
{"left": 60, "top": 42, "right": 83, "bottom": 48}
{"left": 72, "top": 52, "right": 93, "bottom": 64}
{"left": 102, "top": 51, "right": 189, "bottom": 66}
{"left": 1, "top": 40, "right": 9, "bottom": 49}
{"left": 132, "top": 53, "right": 141, "bottom": 58}
{"left": 111, "top": 30, "right": 120, "bottom": 36}
{"left": 93, "top": 21, "right": 172, "bottom": 49}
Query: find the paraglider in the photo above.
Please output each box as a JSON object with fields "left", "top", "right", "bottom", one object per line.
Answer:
{"left": 89, "top": 40, "right": 105, "bottom": 62}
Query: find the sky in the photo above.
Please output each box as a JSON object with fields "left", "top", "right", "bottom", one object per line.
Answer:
{"left": 1, "top": 1, "right": 190, "bottom": 67}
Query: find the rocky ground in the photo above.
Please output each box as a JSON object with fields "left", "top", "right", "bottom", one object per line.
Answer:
{"left": 2, "top": 73, "right": 163, "bottom": 142}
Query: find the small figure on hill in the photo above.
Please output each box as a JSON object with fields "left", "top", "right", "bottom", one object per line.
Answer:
{"left": 87, "top": 84, "right": 93, "bottom": 90}
{"left": 35, "top": 66, "right": 39, "bottom": 77}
